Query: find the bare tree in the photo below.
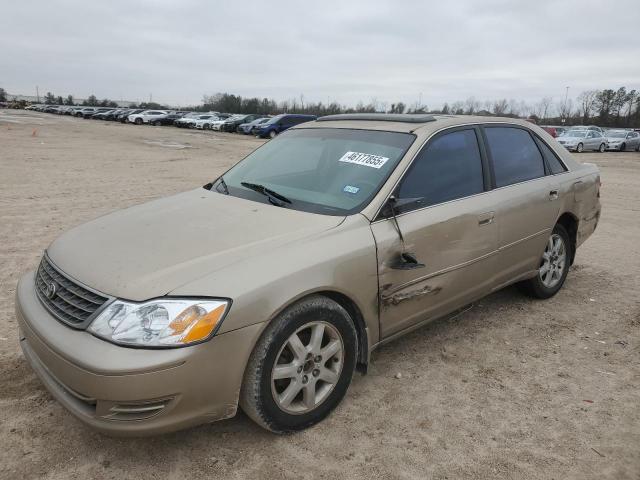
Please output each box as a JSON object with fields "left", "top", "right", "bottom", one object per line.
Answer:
{"left": 539, "top": 97, "right": 553, "bottom": 122}
{"left": 464, "top": 97, "right": 480, "bottom": 115}
{"left": 492, "top": 99, "right": 509, "bottom": 115}
{"left": 557, "top": 98, "right": 573, "bottom": 123}
{"left": 577, "top": 90, "right": 598, "bottom": 123}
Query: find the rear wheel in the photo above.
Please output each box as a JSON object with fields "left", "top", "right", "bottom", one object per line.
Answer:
{"left": 152, "top": 120, "right": 160, "bottom": 126}
{"left": 576, "top": 143, "right": 584, "bottom": 153}
{"left": 635, "top": 143, "right": 640, "bottom": 152}
{"left": 517, "top": 224, "right": 571, "bottom": 299}
{"left": 598, "top": 143, "right": 606, "bottom": 152}
{"left": 240, "top": 295, "right": 357, "bottom": 433}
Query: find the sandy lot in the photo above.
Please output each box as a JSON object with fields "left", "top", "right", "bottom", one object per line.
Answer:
{"left": 0, "top": 109, "right": 638, "bottom": 480}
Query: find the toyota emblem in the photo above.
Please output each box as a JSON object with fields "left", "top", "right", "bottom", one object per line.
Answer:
{"left": 45, "top": 281, "right": 58, "bottom": 300}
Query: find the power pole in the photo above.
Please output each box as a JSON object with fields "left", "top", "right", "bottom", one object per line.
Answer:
{"left": 36, "top": 85, "right": 40, "bottom": 103}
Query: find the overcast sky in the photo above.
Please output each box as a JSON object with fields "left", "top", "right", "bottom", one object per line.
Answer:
{"left": 2, "top": 0, "right": 639, "bottom": 108}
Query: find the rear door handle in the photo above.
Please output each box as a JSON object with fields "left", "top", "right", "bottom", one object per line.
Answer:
{"left": 549, "top": 190, "right": 559, "bottom": 200}
{"left": 478, "top": 211, "right": 494, "bottom": 226}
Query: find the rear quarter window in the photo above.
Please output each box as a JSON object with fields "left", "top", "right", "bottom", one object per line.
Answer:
{"left": 485, "top": 127, "right": 545, "bottom": 187}
{"left": 535, "top": 137, "right": 567, "bottom": 175}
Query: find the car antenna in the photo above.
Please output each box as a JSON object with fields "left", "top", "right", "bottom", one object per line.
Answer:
{"left": 387, "top": 195, "right": 425, "bottom": 270}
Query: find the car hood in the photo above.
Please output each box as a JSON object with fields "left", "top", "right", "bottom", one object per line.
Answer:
{"left": 47, "top": 188, "right": 345, "bottom": 301}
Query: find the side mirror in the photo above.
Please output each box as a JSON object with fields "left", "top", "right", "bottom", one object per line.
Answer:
{"left": 380, "top": 195, "right": 422, "bottom": 218}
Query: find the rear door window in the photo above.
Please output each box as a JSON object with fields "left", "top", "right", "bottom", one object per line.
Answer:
{"left": 485, "top": 127, "right": 545, "bottom": 187}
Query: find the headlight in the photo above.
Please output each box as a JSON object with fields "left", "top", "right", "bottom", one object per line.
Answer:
{"left": 88, "top": 299, "right": 230, "bottom": 347}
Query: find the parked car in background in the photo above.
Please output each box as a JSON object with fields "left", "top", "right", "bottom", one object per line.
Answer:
{"left": 75, "top": 107, "right": 95, "bottom": 117}
{"left": 557, "top": 129, "right": 607, "bottom": 152}
{"left": 238, "top": 117, "right": 271, "bottom": 135}
{"left": 83, "top": 107, "right": 113, "bottom": 119}
{"left": 210, "top": 116, "right": 236, "bottom": 131}
{"left": 565, "top": 125, "right": 606, "bottom": 135}
{"left": 220, "top": 114, "right": 262, "bottom": 133}
{"left": 117, "top": 109, "right": 140, "bottom": 122}
{"left": 541, "top": 126, "right": 558, "bottom": 137}
{"left": 15, "top": 114, "right": 601, "bottom": 435}
{"left": 92, "top": 109, "right": 117, "bottom": 120}
{"left": 193, "top": 114, "right": 221, "bottom": 130}
{"left": 541, "top": 126, "right": 567, "bottom": 138}
{"left": 149, "top": 113, "right": 184, "bottom": 126}
{"left": 174, "top": 113, "right": 205, "bottom": 128}
{"left": 128, "top": 110, "right": 169, "bottom": 125}
{"left": 605, "top": 130, "right": 640, "bottom": 151}
{"left": 255, "top": 114, "right": 317, "bottom": 138}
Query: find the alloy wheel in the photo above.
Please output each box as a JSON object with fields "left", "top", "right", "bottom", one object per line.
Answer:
{"left": 539, "top": 233, "right": 566, "bottom": 288}
{"left": 271, "top": 321, "right": 344, "bottom": 415}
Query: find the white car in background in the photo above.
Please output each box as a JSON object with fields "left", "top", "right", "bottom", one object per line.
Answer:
{"left": 193, "top": 114, "right": 220, "bottom": 130}
{"left": 210, "top": 114, "right": 241, "bottom": 131}
{"left": 127, "top": 110, "right": 169, "bottom": 125}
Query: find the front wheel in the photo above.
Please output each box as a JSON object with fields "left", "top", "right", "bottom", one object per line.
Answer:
{"left": 240, "top": 295, "right": 357, "bottom": 433}
{"left": 599, "top": 143, "right": 606, "bottom": 153}
{"left": 620, "top": 143, "right": 626, "bottom": 151}
{"left": 269, "top": 130, "right": 277, "bottom": 139}
{"left": 576, "top": 143, "right": 584, "bottom": 153}
{"left": 135, "top": 118, "right": 143, "bottom": 125}
{"left": 517, "top": 224, "right": 572, "bottom": 299}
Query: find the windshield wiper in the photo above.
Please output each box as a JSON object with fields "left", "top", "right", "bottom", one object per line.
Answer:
{"left": 241, "top": 181, "right": 292, "bottom": 207}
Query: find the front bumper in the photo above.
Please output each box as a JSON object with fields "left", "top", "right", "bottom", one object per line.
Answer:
{"left": 15, "top": 271, "right": 263, "bottom": 436}
{"left": 605, "top": 144, "right": 622, "bottom": 151}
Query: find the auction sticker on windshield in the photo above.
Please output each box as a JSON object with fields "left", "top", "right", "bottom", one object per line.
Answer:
{"left": 338, "top": 151, "right": 389, "bottom": 169}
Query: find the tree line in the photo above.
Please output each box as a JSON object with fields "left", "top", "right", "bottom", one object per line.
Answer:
{"left": 191, "top": 88, "right": 640, "bottom": 128}
{"left": 3, "top": 86, "right": 639, "bottom": 127}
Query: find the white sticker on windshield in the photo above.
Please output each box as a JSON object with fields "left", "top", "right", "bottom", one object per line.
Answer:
{"left": 338, "top": 151, "right": 389, "bottom": 169}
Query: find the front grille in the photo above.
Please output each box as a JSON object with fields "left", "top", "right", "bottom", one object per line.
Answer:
{"left": 35, "top": 254, "right": 111, "bottom": 329}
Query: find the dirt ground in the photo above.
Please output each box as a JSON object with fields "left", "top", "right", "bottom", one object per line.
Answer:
{"left": 0, "top": 109, "right": 638, "bottom": 480}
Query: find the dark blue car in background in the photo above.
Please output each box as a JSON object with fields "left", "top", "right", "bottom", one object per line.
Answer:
{"left": 254, "top": 114, "right": 317, "bottom": 138}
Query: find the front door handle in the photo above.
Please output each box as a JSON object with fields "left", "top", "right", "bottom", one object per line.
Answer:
{"left": 478, "top": 211, "right": 495, "bottom": 226}
{"left": 549, "top": 190, "right": 559, "bottom": 200}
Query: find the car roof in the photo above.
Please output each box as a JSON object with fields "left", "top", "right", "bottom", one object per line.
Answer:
{"left": 296, "top": 113, "right": 545, "bottom": 135}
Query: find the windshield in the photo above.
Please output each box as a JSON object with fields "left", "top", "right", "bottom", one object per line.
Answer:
{"left": 562, "top": 130, "right": 587, "bottom": 137}
{"left": 607, "top": 131, "right": 627, "bottom": 138}
{"left": 212, "top": 128, "right": 415, "bottom": 215}
{"left": 265, "top": 114, "right": 285, "bottom": 125}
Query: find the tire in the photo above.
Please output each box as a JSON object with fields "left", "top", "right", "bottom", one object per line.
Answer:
{"left": 576, "top": 143, "right": 584, "bottom": 153}
{"left": 269, "top": 130, "right": 277, "bottom": 139}
{"left": 635, "top": 144, "right": 640, "bottom": 152}
{"left": 620, "top": 143, "right": 626, "bottom": 152}
{"left": 152, "top": 120, "right": 161, "bottom": 126}
{"left": 240, "top": 295, "right": 357, "bottom": 433}
{"left": 135, "top": 118, "right": 143, "bottom": 125}
{"left": 517, "top": 224, "right": 572, "bottom": 299}
{"left": 598, "top": 143, "right": 606, "bottom": 153}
